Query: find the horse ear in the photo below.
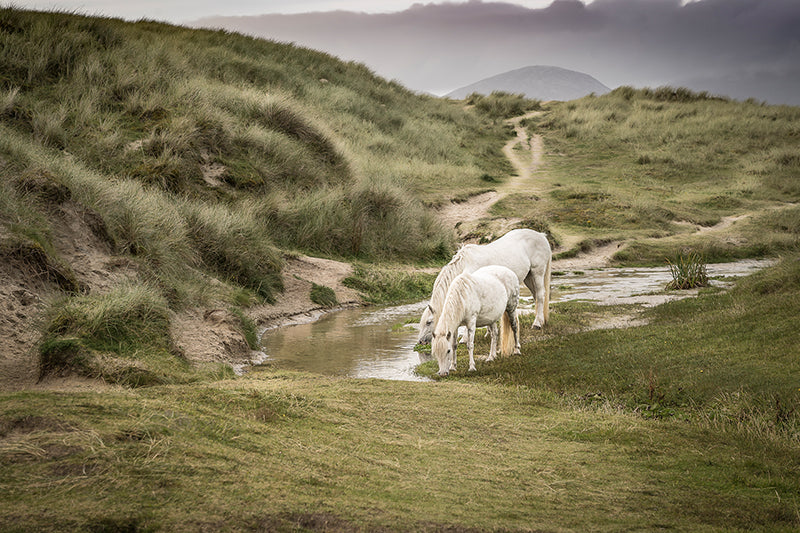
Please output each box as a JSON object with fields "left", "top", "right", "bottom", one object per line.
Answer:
{"left": 446, "top": 331, "right": 451, "bottom": 341}
{"left": 427, "top": 304, "right": 434, "bottom": 314}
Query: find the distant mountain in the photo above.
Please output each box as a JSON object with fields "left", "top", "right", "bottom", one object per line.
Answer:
{"left": 446, "top": 66, "right": 611, "bottom": 101}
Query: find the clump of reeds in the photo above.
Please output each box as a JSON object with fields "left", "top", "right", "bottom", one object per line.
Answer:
{"left": 666, "top": 251, "right": 709, "bottom": 290}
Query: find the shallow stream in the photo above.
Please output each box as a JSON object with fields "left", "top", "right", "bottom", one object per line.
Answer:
{"left": 257, "top": 259, "right": 774, "bottom": 381}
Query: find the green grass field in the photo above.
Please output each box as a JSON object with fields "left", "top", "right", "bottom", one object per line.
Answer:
{"left": 1, "top": 7, "right": 799, "bottom": 532}
{"left": 3, "top": 257, "right": 799, "bottom": 530}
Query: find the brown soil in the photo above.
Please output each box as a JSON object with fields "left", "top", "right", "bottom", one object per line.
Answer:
{"left": 0, "top": 200, "right": 137, "bottom": 392}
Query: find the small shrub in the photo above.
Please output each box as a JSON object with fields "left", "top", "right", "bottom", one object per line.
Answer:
{"left": 666, "top": 251, "right": 709, "bottom": 290}
{"left": 310, "top": 283, "right": 338, "bottom": 307}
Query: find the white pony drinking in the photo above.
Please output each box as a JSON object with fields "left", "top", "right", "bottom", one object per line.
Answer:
{"left": 431, "top": 265, "right": 521, "bottom": 377}
{"left": 418, "top": 228, "right": 551, "bottom": 344}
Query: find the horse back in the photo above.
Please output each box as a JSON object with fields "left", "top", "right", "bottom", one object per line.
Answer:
{"left": 469, "top": 266, "right": 519, "bottom": 322}
{"left": 472, "top": 229, "right": 550, "bottom": 279}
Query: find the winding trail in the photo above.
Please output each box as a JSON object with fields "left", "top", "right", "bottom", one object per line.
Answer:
{"left": 501, "top": 111, "right": 545, "bottom": 192}
{"left": 435, "top": 111, "right": 624, "bottom": 267}
{"left": 438, "top": 111, "right": 547, "bottom": 235}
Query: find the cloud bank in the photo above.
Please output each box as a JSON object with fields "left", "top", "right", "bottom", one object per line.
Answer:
{"left": 193, "top": 0, "right": 800, "bottom": 105}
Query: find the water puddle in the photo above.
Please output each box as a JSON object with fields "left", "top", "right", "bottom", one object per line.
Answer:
{"left": 529, "top": 258, "right": 775, "bottom": 308}
{"left": 258, "top": 259, "right": 774, "bottom": 381}
{"left": 258, "top": 301, "right": 432, "bottom": 381}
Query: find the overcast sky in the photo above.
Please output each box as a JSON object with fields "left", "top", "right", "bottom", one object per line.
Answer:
{"left": 10, "top": 0, "right": 800, "bottom": 105}
{"left": 10, "top": 0, "right": 556, "bottom": 22}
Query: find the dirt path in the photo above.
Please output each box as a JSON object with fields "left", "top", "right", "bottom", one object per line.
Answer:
{"left": 435, "top": 111, "right": 620, "bottom": 268}
{"left": 502, "top": 111, "right": 545, "bottom": 191}
{"left": 438, "top": 111, "right": 545, "bottom": 233}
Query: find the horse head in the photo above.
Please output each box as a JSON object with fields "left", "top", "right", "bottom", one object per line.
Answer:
{"left": 416, "top": 304, "right": 436, "bottom": 344}
{"left": 431, "top": 330, "right": 454, "bottom": 377}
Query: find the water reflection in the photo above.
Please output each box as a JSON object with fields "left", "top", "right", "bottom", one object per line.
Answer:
{"left": 259, "top": 259, "right": 774, "bottom": 381}
{"left": 259, "top": 301, "right": 431, "bottom": 381}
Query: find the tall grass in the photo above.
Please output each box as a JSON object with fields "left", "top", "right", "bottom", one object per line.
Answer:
{"left": 465, "top": 91, "right": 541, "bottom": 119}
{"left": 1, "top": 6, "right": 506, "bottom": 265}
{"left": 38, "top": 282, "right": 184, "bottom": 386}
{"left": 259, "top": 177, "right": 453, "bottom": 261}
{"left": 180, "top": 200, "right": 284, "bottom": 302}
{"left": 42, "top": 283, "right": 171, "bottom": 350}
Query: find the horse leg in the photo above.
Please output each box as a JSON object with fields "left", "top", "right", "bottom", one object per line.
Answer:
{"left": 487, "top": 322, "right": 499, "bottom": 361}
{"left": 467, "top": 320, "right": 477, "bottom": 372}
{"left": 449, "top": 335, "right": 458, "bottom": 372}
{"left": 524, "top": 271, "right": 546, "bottom": 329}
{"left": 508, "top": 307, "right": 521, "bottom": 355}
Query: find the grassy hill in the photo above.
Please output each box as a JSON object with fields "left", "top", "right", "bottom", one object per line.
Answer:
{"left": 492, "top": 86, "right": 800, "bottom": 263}
{"left": 0, "top": 8, "right": 512, "bottom": 273}
{"left": 0, "top": 8, "right": 519, "bottom": 386}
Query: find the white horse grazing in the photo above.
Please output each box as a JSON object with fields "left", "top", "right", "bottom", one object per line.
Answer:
{"left": 431, "top": 265, "right": 521, "bottom": 377}
{"left": 418, "top": 228, "right": 551, "bottom": 344}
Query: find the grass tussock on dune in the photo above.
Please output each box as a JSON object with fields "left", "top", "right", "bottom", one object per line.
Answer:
{"left": 0, "top": 7, "right": 513, "bottom": 380}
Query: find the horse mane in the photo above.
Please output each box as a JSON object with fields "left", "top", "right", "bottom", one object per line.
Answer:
{"left": 429, "top": 246, "right": 474, "bottom": 313}
{"left": 434, "top": 272, "right": 474, "bottom": 335}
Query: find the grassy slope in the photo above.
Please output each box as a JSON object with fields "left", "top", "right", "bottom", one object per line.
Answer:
{"left": 2, "top": 9, "right": 800, "bottom": 532}
{"left": 0, "top": 7, "right": 512, "bottom": 280}
{"left": 494, "top": 87, "right": 800, "bottom": 263}
{"left": 0, "top": 8, "right": 515, "bottom": 384}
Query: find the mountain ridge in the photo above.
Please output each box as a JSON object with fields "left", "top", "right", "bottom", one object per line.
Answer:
{"left": 446, "top": 65, "right": 610, "bottom": 101}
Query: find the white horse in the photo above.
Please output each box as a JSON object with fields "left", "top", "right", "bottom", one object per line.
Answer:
{"left": 418, "top": 228, "right": 551, "bottom": 344}
{"left": 431, "top": 265, "right": 521, "bottom": 377}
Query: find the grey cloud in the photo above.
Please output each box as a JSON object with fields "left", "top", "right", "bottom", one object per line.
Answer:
{"left": 192, "top": 0, "right": 800, "bottom": 105}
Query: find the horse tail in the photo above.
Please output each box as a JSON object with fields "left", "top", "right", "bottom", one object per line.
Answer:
{"left": 500, "top": 310, "right": 516, "bottom": 356}
{"left": 544, "top": 252, "right": 551, "bottom": 325}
